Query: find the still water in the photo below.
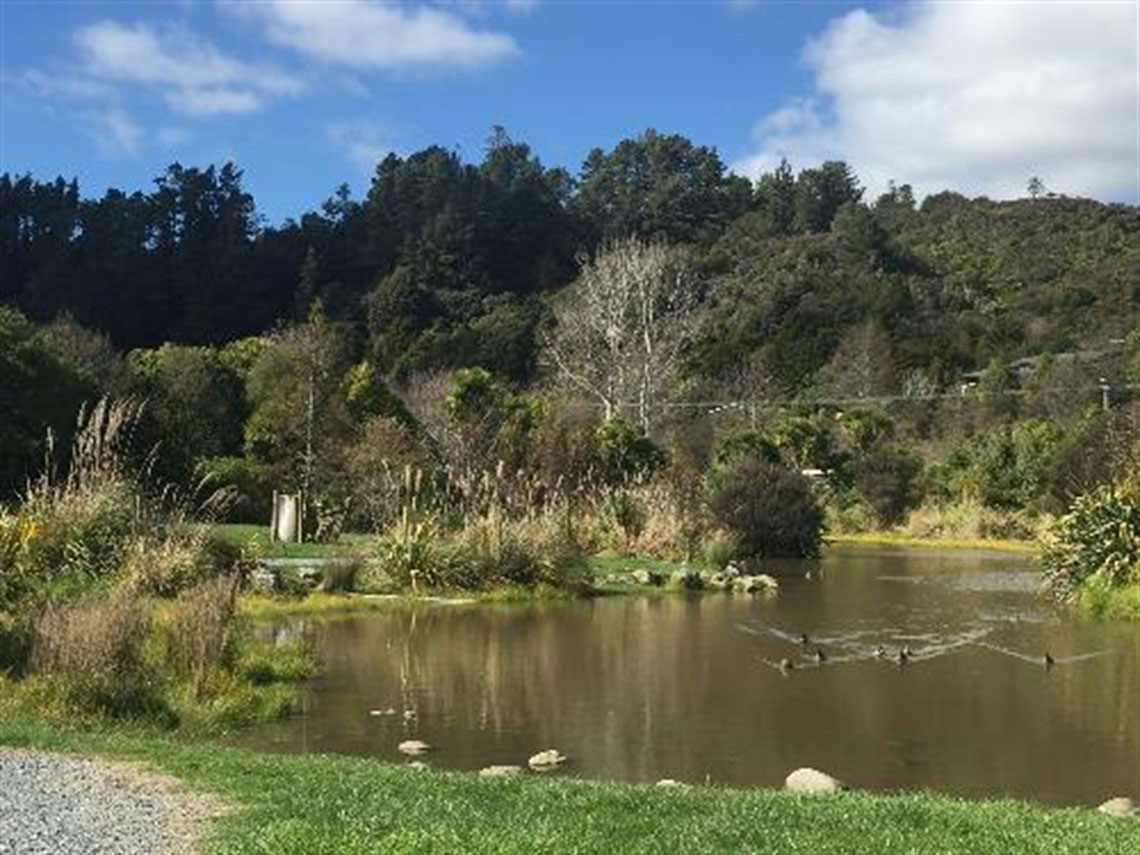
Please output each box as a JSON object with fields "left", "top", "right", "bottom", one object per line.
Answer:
{"left": 234, "top": 546, "right": 1139, "bottom": 806}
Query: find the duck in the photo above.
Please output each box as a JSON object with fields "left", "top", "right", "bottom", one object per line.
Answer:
{"left": 813, "top": 648, "right": 827, "bottom": 664}
{"left": 799, "top": 633, "right": 811, "bottom": 646}
{"left": 1044, "top": 651, "right": 1055, "bottom": 668}
{"left": 874, "top": 645, "right": 887, "bottom": 659}
{"left": 779, "top": 657, "right": 795, "bottom": 672}
{"left": 896, "top": 646, "right": 911, "bottom": 665}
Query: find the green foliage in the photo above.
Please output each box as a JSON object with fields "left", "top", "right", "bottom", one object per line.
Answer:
{"left": 593, "top": 419, "right": 666, "bottom": 485}
{"left": 0, "top": 306, "right": 89, "bottom": 495}
{"left": 1043, "top": 485, "right": 1140, "bottom": 598}
{"left": 197, "top": 456, "right": 274, "bottom": 524}
{"left": 129, "top": 343, "right": 246, "bottom": 483}
{"left": 930, "top": 420, "right": 1065, "bottom": 510}
{"left": 707, "top": 458, "right": 824, "bottom": 559}
{"left": 852, "top": 447, "right": 924, "bottom": 527}
{"left": 713, "top": 429, "right": 781, "bottom": 467}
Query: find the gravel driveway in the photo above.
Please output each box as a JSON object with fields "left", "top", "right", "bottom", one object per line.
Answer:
{"left": 0, "top": 748, "right": 224, "bottom": 854}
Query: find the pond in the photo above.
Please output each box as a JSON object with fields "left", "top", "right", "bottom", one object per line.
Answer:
{"left": 233, "top": 545, "right": 1139, "bottom": 806}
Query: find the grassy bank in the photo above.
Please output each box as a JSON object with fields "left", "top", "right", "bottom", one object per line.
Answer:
{"left": 1, "top": 717, "right": 1135, "bottom": 855}
{"left": 210, "top": 523, "right": 373, "bottom": 559}
{"left": 1077, "top": 581, "right": 1140, "bottom": 621}
{"left": 826, "top": 532, "right": 1038, "bottom": 554}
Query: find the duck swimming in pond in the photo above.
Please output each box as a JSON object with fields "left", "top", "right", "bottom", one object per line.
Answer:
{"left": 874, "top": 645, "right": 887, "bottom": 659}
{"left": 896, "top": 646, "right": 911, "bottom": 665}
{"left": 799, "top": 633, "right": 810, "bottom": 646}
{"left": 1044, "top": 652, "right": 1055, "bottom": 668}
{"left": 813, "top": 648, "right": 827, "bottom": 663}
{"left": 779, "top": 658, "right": 795, "bottom": 671}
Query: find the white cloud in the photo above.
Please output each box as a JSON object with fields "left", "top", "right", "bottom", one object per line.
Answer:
{"left": 89, "top": 106, "right": 144, "bottom": 156}
{"left": 326, "top": 120, "right": 395, "bottom": 174}
{"left": 732, "top": 2, "right": 1139, "bottom": 203}
{"left": 73, "top": 20, "right": 304, "bottom": 116}
{"left": 16, "top": 69, "right": 114, "bottom": 100}
{"left": 229, "top": 0, "right": 519, "bottom": 70}
{"left": 164, "top": 88, "right": 261, "bottom": 116}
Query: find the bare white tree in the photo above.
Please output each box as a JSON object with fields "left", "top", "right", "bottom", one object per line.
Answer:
{"left": 542, "top": 238, "right": 698, "bottom": 431}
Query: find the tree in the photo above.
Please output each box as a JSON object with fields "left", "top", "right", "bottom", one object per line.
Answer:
{"left": 753, "top": 158, "right": 797, "bottom": 235}
{"left": 573, "top": 129, "right": 750, "bottom": 245}
{"left": 708, "top": 458, "right": 824, "bottom": 558}
{"left": 244, "top": 302, "right": 351, "bottom": 500}
{"left": 816, "top": 319, "right": 897, "bottom": 400}
{"left": 542, "top": 238, "right": 698, "bottom": 431}
{"left": 129, "top": 343, "right": 245, "bottom": 484}
{"left": 793, "top": 161, "right": 863, "bottom": 233}
{"left": 1027, "top": 176, "right": 1046, "bottom": 199}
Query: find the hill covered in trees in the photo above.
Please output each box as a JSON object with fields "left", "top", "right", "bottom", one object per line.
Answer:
{"left": 2, "top": 128, "right": 1137, "bottom": 549}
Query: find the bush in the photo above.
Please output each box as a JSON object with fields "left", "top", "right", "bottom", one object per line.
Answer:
{"left": 852, "top": 447, "right": 924, "bottom": 527}
{"left": 1042, "top": 486, "right": 1140, "bottom": 598}
{"left": 320, "top": 557, "right": 363, "bottom": 593}
{"left": 707, "top": 458, "right": 824, "bottom": 558}
{"left": 28, "top": 590, "right": 163, "bottom": 719}
{"left": 164, "top": 575, "right": 240, "bottom": 696}
{"left": 197, "top": 456, "right": 274, "bottom": 524}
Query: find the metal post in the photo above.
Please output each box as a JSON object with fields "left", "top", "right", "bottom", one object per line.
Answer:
{"left": 1099, "top": 378, "right": 1110, "bottom": 412}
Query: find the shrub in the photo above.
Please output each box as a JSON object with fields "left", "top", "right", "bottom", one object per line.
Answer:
{"left": 593, "top": 419, "right": 665, "bottom": 485}
{"left": 1042, "top": 486, "right": 1140, "bottom": 598}
{"left": 165, "top": 575, "right": 240, "bottom": 689}
{"left": 320, "top": 557, "right": 363, "bottom": 593}
{"left": 28, "top": 590, "right": 162, "bottom": 718}
{"left": 599, "top": 490, "right": 646, "bottom": 550}
{"left": 197, "top": 456, "right": 274, "bottom": 524}
{"left": 707, "top": 458, "right": 824, "bottom": 559}
{"left": 852, "top": 447, "right": 924, "bottom": 527}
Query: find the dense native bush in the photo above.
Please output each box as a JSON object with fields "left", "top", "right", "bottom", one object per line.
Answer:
{"left": 707, "top": 457, "right": 824, "bottom": 559}
{"left": 852, "top": 447, "right": 925, "bottom": 527}
{"left": 1042, "top": 485, "right": 1140, "bottom": 598}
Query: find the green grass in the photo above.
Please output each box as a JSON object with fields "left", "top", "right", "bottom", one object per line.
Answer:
{"left": 210, "top": 524, "right": 374, "bottom": 559}
{"left": 1, "top": 716, "right": 1136, "bottom": 854}
{"left": 582, "top": 553, "right": 694, "bottom": 577}
{"left": 1077, "top": 580, "right": 1140, "bottom": 620}
{"left": 826, "top": 531, "right": 1038, "bottom": 554}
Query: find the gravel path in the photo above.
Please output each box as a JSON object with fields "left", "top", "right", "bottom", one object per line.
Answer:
{"left": 0, "top": 748, "right": 224, "bottom": 855}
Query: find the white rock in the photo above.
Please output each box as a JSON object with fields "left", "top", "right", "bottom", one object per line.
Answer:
{"left": 785, "top": 767, "right": 845, "bottom": 794}
{"left": 1097, "top": 797, "right": 1138, "bottom": 817}
{"left": 528, "top": 749, "right": 568, "bottom": 770}
{"left": 479, "top": 765, "right": 524, "bottom": 778}
{"left": 398, "top": 740, "right": 432, "bottom": 756}
{"left": 655, "top": 778, "right": 689, "bottom": 789}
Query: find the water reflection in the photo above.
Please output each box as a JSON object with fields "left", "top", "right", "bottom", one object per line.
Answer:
{"left": 234, "top": 546, "right": 1140, "bottom": 806}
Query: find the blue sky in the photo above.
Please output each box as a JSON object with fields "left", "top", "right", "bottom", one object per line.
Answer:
{"left": 2, "top": 1, "right": 1137, "bottom": 224}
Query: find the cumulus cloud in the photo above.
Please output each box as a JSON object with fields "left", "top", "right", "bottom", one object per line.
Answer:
{"left": 732, "top": 2, "right": 1139, "bottom": 203}
{"left": 74, "top": 20, "right": 304, "bottom": 116}
{"left": 326, "top": 120, "right": 395, "bottom": 174}
{"left": 228, "top": 0, "right": 519, "bottom": 70}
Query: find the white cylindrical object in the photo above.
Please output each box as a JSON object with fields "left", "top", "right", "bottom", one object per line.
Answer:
{"left": 275, "top": 494, "right": 299, "bottom": 543}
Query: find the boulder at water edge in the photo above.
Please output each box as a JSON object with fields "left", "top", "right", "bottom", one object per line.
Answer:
{"left": 670, "top": 569, "right": 703, "bottom": 590}
{"left": 785, "top": 767, "right": 845, "bottom": 794}
{"left": 528, "top": 749, "right": 568, "bottom": 770}
{"left": 631, "top": 569, "right": 664, "bottom": 587}
{"left": 398, "top": 740, "right": 432, "bottom": 756}
{"left": 1098, "top": 797, "right": 1138, "bottom": 817}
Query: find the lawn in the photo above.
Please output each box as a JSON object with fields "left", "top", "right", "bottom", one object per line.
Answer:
{"left": 210, "top": 523, "right": 375, "bottom": 559}
{"left": 2, "top": 717, "right": 1135, "bottom": 854}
